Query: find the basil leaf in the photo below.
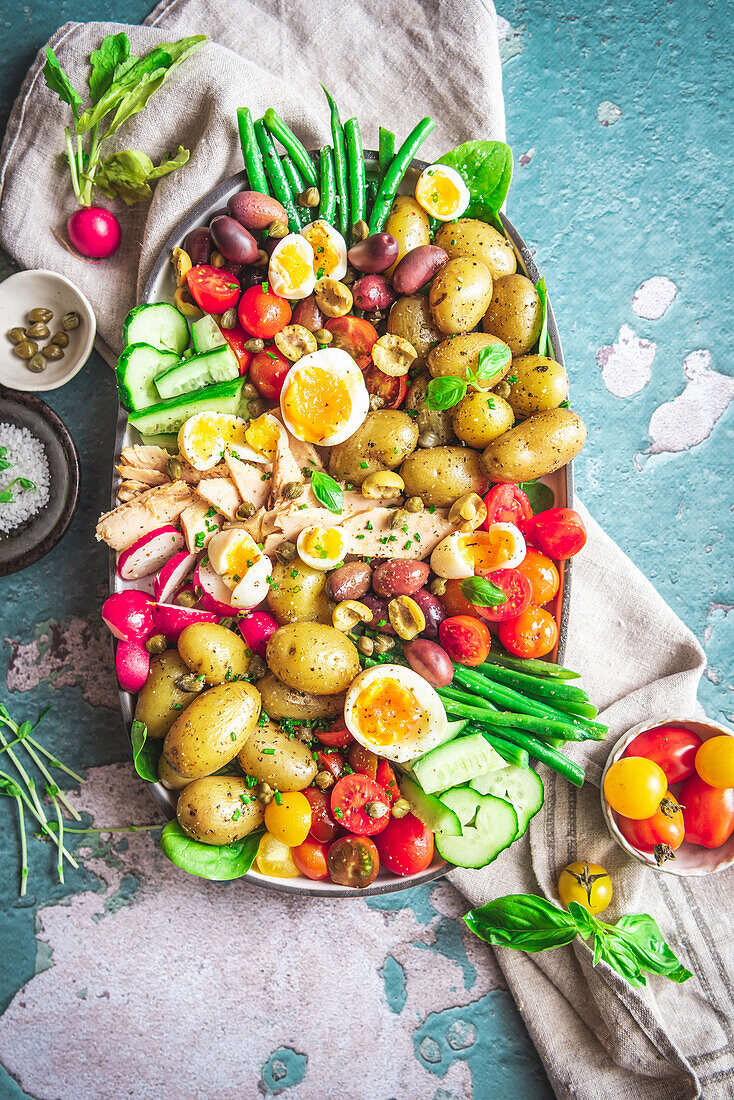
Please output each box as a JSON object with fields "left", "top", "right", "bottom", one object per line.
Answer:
{"left": 612, "top": 914, "right": 692, "bottom": 984}
{"left": 518, "top": 480, "right": 554, "bottom": 514}
{"left": 160, "top": 819, "right": 264, "bottom": 880}
{"left": 424, "top": 376, "right": 467, "bottom": 411}
{"left": 310, "top": 469, "right": 343, "bottom": 514}
{"left": 592, "top": 931, "right": 647, "bottom": 987}
{"left": 43, "top": 48, "right": 82, "bottom": 120}
{"left": 438, "top": 140, "right": 513, "bottom": 217}
{"left": 459, "top": 576, "right": 507, "bottom": 607}
{"left": 89, "top": 32, "right": 131, "bottom": 103}
{"left": 130, "top": 720, "right": 160, "bottom": 783}
{"left": 567, "top": 900, "right": 602, "bottom": 939}
{"left": 476, "top": 342, "right": 512, "bottom": 383}
{"left": 464, "top": 894, "right": 577, "bottom": 952}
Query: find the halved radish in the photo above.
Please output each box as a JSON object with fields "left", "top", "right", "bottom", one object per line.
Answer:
{"left": 153, "top": 602, "right": 218, "bottom": 643}
{"left": 239, "top": 610, "right": 278, "bottom": 656}
{"left": 194, "top": 558, "right": 236, "bottom": 616}
{"left": 116, "top": 639, "right": 150, "bottom": 693}
{"left": 154, "top": 550, "right": 198, "bottom": 604}
{"left": 118, "top": 526, "right": 185, "bottom": 581}
{"left": 102, "top": 590, "right": 155, "bottom": 641}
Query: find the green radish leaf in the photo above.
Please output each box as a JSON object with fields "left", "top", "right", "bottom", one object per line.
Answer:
{"left": 464, "top": 893, "right": 577, "bottom": 952}
{"left": 310, "top": 469, "right": 343, "bottom": 514}
{"left": 160, "top": 819, "right": 264, "bottom": 880}
{"left": 148, "top": 144, "right": 190, "bottom": 179}
{"left": 424, "top": 376, "right": 467, "bottom": 411}
{"left": 459, "top": 576, "right": 507, "bottom": 607}
{"left": 475, "top": 342, "right": 512, "bottom": 383}
{"left": 95, "top": 149, "right": 155, "bottom": 204}
{"left": 438, "top": 140, "right": 513, "bottom": 217}
{"left": 88, "top": 32, "right": 132, "bottom": 103}
{"left": 518, "top": 480, "right": 554, "bottom": 514}
{"left": 130, "top": 720, "right": 160, "bottom": 783}
{"left": 43, "top": 48, "right": 83, "bottom": 120}
{"left": 536, "top": 276, "right": 549, "bottom": 357}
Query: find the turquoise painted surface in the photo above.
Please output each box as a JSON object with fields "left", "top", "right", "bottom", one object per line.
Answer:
{"left": 0, "top": 1, "right": 731, "bottom": 1098}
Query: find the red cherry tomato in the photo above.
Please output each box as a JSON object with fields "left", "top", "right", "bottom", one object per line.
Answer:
{"left": 249, "top": 348, "right": 291, "bottom": 402}
{"left": 220, "top": 322, "right": 254, "bottom": 374}
{"left": 374, "top": 812, "right": 435, "bottom": 875}
{"left": 474, "top": 568, "right": 532, "bottom": 623}
{"left": 516, "top": 548, "right": 559, "bottom": 605}
{"left": 376, "top": 759, "right": 399, "bottom": 805}
{"left": 528, "top": 508, "right": 587, "bottom": 560}
{"left": 439, "top": 615, "right": 492, "bottom": 666}
{"left": 327, "top": 834, "right": 380, "bottom": 888}
{"left": 623, "top": 725, "right": 702, "bottom": 785}
{"left": 314, "top": 716, "right": 354, "bottom": 749}
{"left": 330, "top": 774, "right": 391, "bottom": 835}
{"left": 679, "top": 774, "right": 734, "bottom": 848}
{"left": 483, "top": 484, "right": 533, "bottom": 532}
{"left": 324, "top": 315, "right": 378, "bottom": 370}
{"left": 292, "top": 838, "right": 330, "bottom": 880}
{"left": 187, "top": 265, "right": 241, "bottom": 313}
{"left": 498, "top": 605, "right": 558, "bottom": 658}
{"left": 238, "top": 284, "right": 292, "bottom": 338}
{"left": 302, "top": 785, "right": 341, "bottom": 843}
{"left": 315, "top": 750, "right": 346, "bottom": 783}
{"left": 348, "top": 743, "right": 378, "bottom": 781}
{"left": 440, "top": 579, "right": 487, "bottom": 620}
{"left": 616, "top": 798, "right": 685, "bottom": 862}
{"left": 362, "top": 365, "right": 407, "bottom": 409}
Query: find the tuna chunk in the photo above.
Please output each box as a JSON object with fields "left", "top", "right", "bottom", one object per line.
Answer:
{"left": 224, "top": 452, "right": 272, "bottom": 510}
{"left": 96, "top": 481, "right": 194, "bottom": 551}
{"left": 194, "top": 477, "right": 242, "bottom": 520}
{"left": 180, "top": 501, "right": 222, "bottom": 552}
{"left": 119, "top": 445, "right": 171, "bottom": 473}
{"left": 339, "top": 507, "right": 454, "bottom": 559}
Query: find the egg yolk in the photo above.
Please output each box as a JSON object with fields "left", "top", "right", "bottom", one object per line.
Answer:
{"left": 353, "top": 677, "right": 424, "bottom": 747}
{"left": 461, "top": 530, "right": 517, "bottom": 572}
{"left": 245, "top": 414, "right": 282, "bottom": 460}
{"left": 302, "top": 225, "right": 341, "bottom": 276}
{"left": 301, "top": 526, "right": 345, "bottom": 562}
{"left": 183, "top": 414, "right": 247, "bottom": 460}
{"left": 274, "top": 243, "right": 311, "bottom": 291}
{"left": 418, "top": 170, "right": 461, "bottom": 218}
{"left": 224, "top": 536, "right": 261, "bottom": 581}
{"left": 282, "top": 366, "right": 353, "bottom": 443}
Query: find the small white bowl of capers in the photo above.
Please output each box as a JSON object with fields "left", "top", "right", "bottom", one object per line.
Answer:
{"left": 1, "top": 269, "right": 96, "bottom": 392}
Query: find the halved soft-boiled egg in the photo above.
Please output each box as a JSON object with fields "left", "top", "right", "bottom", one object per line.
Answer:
{"left": 344, "top": 665, "right": 448, "bottom": 764}
{"left": 227, "top": 412, "right": 289, "bottom": 464}
{"left": 280, "top": 347, "right": 369, "bottom": 445}
{"left": 268, "top": 233, "right": 316, "bottom": 300}
{"left": 300, "top": 221, "right": 347, "bottom": 281}
{"left": 207, "top": 529, "right": 271, "bottom": 608}
{"left": 414, "top": 163, "right": 470, "bottom": 221}
{"left": 178, "top": 412, "right": 248, "bottom": 471}
{"left": 430, "top": 523, "right": 526, "bottom": 579}
{"left": 296, "top": 525, "right": 347, "bottom": 571}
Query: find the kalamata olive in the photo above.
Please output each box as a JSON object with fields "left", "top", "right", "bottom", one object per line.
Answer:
{"left": 411, "top": 587, "right": 447, "bottom": 638}
{"left": 240, "top": 268, "right": 268, "bottom": 292}
{"left": 326, "top": 562, "right": 372, "bottom": 602}
{"left": 184, "top": 227, "right": 211, "bottom": 266}
{"left": 392, "top": 245, "right": 449, "bottom": 295}
{"left": 360, "top": 594, "right": 394, "bottom": 634}
{"left": 221, "top": 259, "right": 243, "bottom": 276}
{"left": 352, "top": 274, "right": 397, "bottom": 312}
{"left": 228, "top": 190, "right": 289, "bottom": 231}
{"left": 210, "top": 216, "right": 260, "bottom": 265}
{"left": 347, "top": 232, "right": 400, "bottom": 274}
{"left": 292, "top": 295, "right": 326, "bottom": 333}
{"left": 404, "top": 638, "right": 454, "bottom": 688}
{"left": 372, "top": 560, "right": 430, "bottom": 599}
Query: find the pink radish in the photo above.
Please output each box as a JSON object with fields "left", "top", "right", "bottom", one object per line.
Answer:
{"left": 116, "top": 640, "right": 150, "bottom": 693}
{"left": 239, "top": 610, "right": 278, "bottom": 656}
{"left": 153, "top": 602, "right": 218, "bottom": 643}
{"left": 118, "top": 526, "right": 185, "bottom": 581}
{"left": 102, "top": 590, "right": 154, "bottom": 641}
{"left": 154, "top": 550, "right": 198, "bottom": 603}
{"left": 194, "top": 558, "right": 236, "bottom": 616}
{"left": 68, "top": 207, "right": 122, "bottom": 259}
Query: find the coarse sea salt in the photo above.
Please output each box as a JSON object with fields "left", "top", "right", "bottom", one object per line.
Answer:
{"left": 0, "top": 423, "right": 51, "bottom": 536}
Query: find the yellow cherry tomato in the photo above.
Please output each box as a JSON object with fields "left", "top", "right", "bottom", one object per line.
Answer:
{"left": 264, "top": 791, "right": 312, "bottom": 847}
{"left": 695, "top": 735, "right": 734, "bottom": 789}
{"left": 603, "top": 757, "right": 667, "bottom": 819}
{"left": 256, "top": 832, "right": 300, "bottom": 877}
{"left": 558, "top": 861, "right": 613, "bottom": 915}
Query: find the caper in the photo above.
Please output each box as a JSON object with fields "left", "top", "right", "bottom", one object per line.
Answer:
{"left": 239, "top": 382, "right": 256, "bottom": 401}
{"left": 389, "top": 508, "right": 410, "bottom": 530}
{"left": 281, "top": 481, "right": 304, "bottom": 500}
{"left": 314, "top": 770, "right": 334, "bottom": 791}
{"left": 248, "top": 654, "right": 267, "bottom": 681}
{"left": 255, "top": 249, "right": 269, "bottom": 266}
{"left": 14, "top": 340, "right": 37, "bottom": 360}
{"left": 61, "top": 311, "right": 80, "bottom": 331}
{"left": 145, "top": 634, "right": 167, "bottom": 655}
{"left": 351, "top": 219, "right": 369, "bottom": 242}
{"left": 494, "top": 381, "right": 511, "bottom": 399}
{"left": 274, "top": 540, "right": 297, "bottom": 564}
{"left": 429, "top": 578, "right": 447, "bottom": 596}
{"left": 166, "top": 457, "right": 183, "bottom": 481}
{"left": 28, "top": 307, "right": 53, "bottom": 324}
{"left": 314, "top": 327, "right": 332, "bottom": 345}
{"left": 247, "top": 398, "right": 266, "bottom": 418}
{"left": 243, "top": 338, "right": 265, "bottom": 353}
{"left": 358, "top": 635, "right": 374, "bottom": 656}
{"left": 268, "top": 219, "right": 289, "bottom": 239}
{"left": 405, "top": 495, "right": 424, "bottom": 514}
{"left": 7, "top": 327, "right": 26, "bottom": 345}
{"left": 418, "top": 429, "right": 439, "bottom": 449}
{"left": 341, "top": 266, "right": 358, "bottom": 286}
{"left": 297, "top": 186, "right": 320, "bottom": 208}
{"left": 27, "top": 354, "right": 47, "bottom": 373}
{"left": 52, "top": 330, "right": 69, "bottom": 348}
{"left": 372, "top": 635, "right": 395, "bottom": 655}
{"left": 364, "top": 800, "right": 389, "bottom": 819}
{"left": 236, "top": 501, "right": 256, "bottom": 520}
{"left": 176, "top": 590, "right": 198, "bottom": 608}
{"left": 175, "top": 673, "right": 205, "bottom": 693}
{"left": 26, "top": 322, "right": 50, "bottom": 340}
{"left": 210, "top": 250, "right": 225, "bottom": 268}
{"left": 42, "top": 344, "right": 64, "bottom": 361}
{"left": 256, "top": 780, "right": 275, "bottom": 805}
{"left": 391, "top": 798, "right": 411, "bottom": 819}
{"left": 220, "top": 307, "right": 237, "bottom": 330}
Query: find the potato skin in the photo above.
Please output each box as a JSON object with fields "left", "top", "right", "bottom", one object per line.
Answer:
{"left": 452, "top": 391, "right": 515, "bottom": 449}
{"left": 384, "top": 196, "right": 431, "bottom": 275}
{"left": 480, "top": 408, "right": 587, "bottom": 483}
{"left": 178, "top": 623, "right": 251, "bottom": 685}
{"left": 266, "top": 558, "right": 332, "bottom": 625}
{"left": 387, "top": 294, "right": 443, "bottom": 367}
{"left": 429, "top": 258, "right": 493, "bottom": 335}
{"left": 482, "top": 274, "right": 542, "bottom": 357}
{"left": 162, "top": 680, "right": 261, "bottom": 780}
{"left": 158, "top": 753, "right": 191, "bottom": 791}
{"left": 505, "top": 355, "right": 569, "bottom": 419}
{"left": 434, "top": 219, "right": 517, "bottom": 280}
{"left": 176, "top": 777, "right": 264, "bottom": 845}
{"left": 134, "top": 650, "right": 193, "bottom": 739}
{"left": 405, "top": 372, "right": 455, "bottom": 445}
{"left": 237, "top": 721, "right": 318, "bottom": 790}
{"left": 266, "top": 623, "right": 360, "bottom": 695}
{"left": 428, "top": 333, "right": 511, "bottom": 387}
{"left": 400, "top": 446, "right": 486, "bottom": 508}
{"left": 328, "top": 410, "right": 418, "bottom": 485}
{"left": 257, "top": 674, "right": 345, "bottom": 720}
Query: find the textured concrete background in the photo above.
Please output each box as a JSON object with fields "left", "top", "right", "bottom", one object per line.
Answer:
{"left": 0, "top": 1, "right": 732, "bottom": 1097}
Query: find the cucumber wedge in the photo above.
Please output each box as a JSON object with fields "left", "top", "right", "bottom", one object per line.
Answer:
{"left": 471, "top": 766, "right": 544, "bottom": 840}
{"left": 123, "top": 303, "right": 189, "bottom": 355}
{"left": 191, "top": 314, "right": 226, "bottom": 353}
{"left": 437, "top": 787, "right": 518, "bottom": 869}
{"left": 412, "top": 732, "right": 506, "bottom": 795}
{"left": 128, "top": 378, "right": 245, "bottom": 437}
{"left": 398, "top": 772, "right": 462, "bottom": 837}
{"left": 116, "top": 344, "right": 179, "bottom": 412}
{"left": 155, "top": 344, "right": 239, "bottom": 400}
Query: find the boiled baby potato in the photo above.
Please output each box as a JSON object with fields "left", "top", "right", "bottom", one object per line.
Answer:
{"left": 505, "top": 354, "right": 569, "bottom": 419}
{"left": 482, "top": 274, "right": 542, "bottom": 356}
{"left": 158, "top": 753, "right": 191, "bottom": 791}
{"left": 177, "top": 776, "right": 264, "bottom": 845}
{"left": 328, "top": 410, "right": 418, "bottom": 485}
{"left": 134, "top": 650, "right": 193, "bottom": 739}
{"left": 384, "top": 196, "right": 431, "bottom": 275}
{"left": 429, "top": 258, "right": 493, "bottom": 335}
{"left": 266, "top": 623, "right": 360, "bottom": 695}
{"left": 480, "top": 408, "right": 587, "bottom": 483}
{"left": 405, "top": 372, "right": 455, "bottom": 445}
{"left": 162, "top": 680, "right": 261, "bottom": 781}
{"left": 452, "top": 391, "right": 515, "bottom": 449}
{"left": 257, "top": 673, "right": 345, "bottom": 720}
{"left": 178, "top": 622, "right": 250, "bottom": 685}
{"left": 387, "top": 294, "right": 443, "bottom": 367}
{"left": 428, "top": 333, "right": 511, "bottom": 388}
{"left": 266, "top": 558, "right": 332, "bottom": 625}
{"left": 400, "top": 446, "right": 485, "bottom": 508}
{"left": 237, "top": 721, "right": 318, "bottom": 791}
{"left": 434, "top": 219, "right": 517, "bottom": 280}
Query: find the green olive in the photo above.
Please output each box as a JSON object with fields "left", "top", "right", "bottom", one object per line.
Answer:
{"left": 28, "top": 308, "right": 53, "bottom": 324}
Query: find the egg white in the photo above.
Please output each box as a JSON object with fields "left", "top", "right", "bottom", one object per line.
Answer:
{"left": 344, "top": 665, "right": 449, "bottom": 764}
{"left": 268, "top": 233, "right": 316, "bottom": 299}
{"left": 207, "top": 529, "right": 271, "bottom": 609}
{"left": 430, "top": 523, "right": 526, "bottom": 579}
{"left": 178, "top": 412, "right": 248, "bottom": 472}
{"left": 279, "top": 347, "right": 369, "bottom": 446}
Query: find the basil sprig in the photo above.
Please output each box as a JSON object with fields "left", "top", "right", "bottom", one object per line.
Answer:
{"left": 310, "top": 469, "right": 344, "bottom": 513}
{"left": 424, "top": 344, "right": 512, "bottom": 412}
{"left": 459, "top": 576, "right": 507, "bottom": 607}
{"left": 465, "top": 894, "right": 692, "bottom": 988}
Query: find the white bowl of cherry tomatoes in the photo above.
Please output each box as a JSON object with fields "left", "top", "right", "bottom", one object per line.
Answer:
{"left": 601, "top": 716, "right": 734, "bottom": 876}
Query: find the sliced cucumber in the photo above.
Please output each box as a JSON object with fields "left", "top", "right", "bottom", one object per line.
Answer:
{"left": 191, "top": 314, "right": 226, "bottom": 354}
{"left": 129, "top": 378, "right": 245, "bottom": 437}
{"left": 155, "top": 344, "right": 239, "bottom": 400}
{"left": 123, "top": 303, "right": 190, "bottom": 356}
{"left": 471, "top": 766, "right": 544, "bottom": 840}
{"left": 398, "top": 772, "right": 462, "bottom": 837}
{"left": 116, "top": 343, "right": 180, "bottom": 412}
{"left": 412, "top": 732, "right": 506, "bottom": 795}
{"left": 437, "top": 787, "right": 518, "bottom": 869}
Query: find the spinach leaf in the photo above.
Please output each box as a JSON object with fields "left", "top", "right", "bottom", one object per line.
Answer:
{"left": 88, "top": 32, "right": 131, "bottom": 103}
{"left": 459, "top": 576, "right": 507, "bottom": 607}
{"left": 464, "top": 894, "right": 578, "bottom": 952}
{"left": 43, "top": 48, "right": 82, "bottom": 120}
{"left": 518, "top": 480, "right": 554, "bottom": 514}
{"left": 438, "top": 140, "right": 513, "bottom": 217}
{"left": 424, "top": 376, "right": 467, "bottom": 411}
{"left": 160, "top": 819, "right": 264, "bottom": 880}
{"left": 130, "top": 720, "right": 160, "bottom": 783}
{"left": 310, "top": 469, "right": 343, "bottom": 513}
{"left": 536, "top": 276, "right": 549, "bottom": 357}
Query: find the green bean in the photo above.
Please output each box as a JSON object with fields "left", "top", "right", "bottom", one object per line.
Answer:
{"left": 475, "top": 661, "right": 590, "bottom": 703}
{"left": 378, "top": 127, "right": 395, "bottom": 178}
{"left": 482, "top": 734, "right": 529, "bottom": 769}
{"left": 479, "top": 651, "right": 581, "bottom": 680}
{"left": 368, "top": 116, "right": 435, "bottom": 234}
{"left": 236, "top": 108, "right": 269, "bottom": 195}
{"left": 321, "top": 86, "right": 350, "bottom": 236}
{"left": 437, "top": 693, "right": 598, "bottom": 742}
{"left": 344, "top": 117, "right": 366, "bottom": 238}
{"left": 365, "top": 173, "right": 379, "bottom": 211}
{"left": 281, "top": 155, "right": 309, "bottom": 227}
{"left": 253, "top": 119, "right": 301, "bottom": 231}
{"left": 453, "top": 666, "right": 606, "bottom": 737}
{"left": 439, "top": 683, "right": 498, "bottom": 710}
{"left": 319, "top": 145, "right": 337, "bottom": 225}
{"left": 263, "top": 108, "right": 318, "bottom": 188}
{"left": 469, "top": 724, "right": 585, "bottom": 788}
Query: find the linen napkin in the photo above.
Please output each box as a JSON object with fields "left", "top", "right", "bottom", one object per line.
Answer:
{"left": 1, "top": 5, "right": 732, "bottom": 1098}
